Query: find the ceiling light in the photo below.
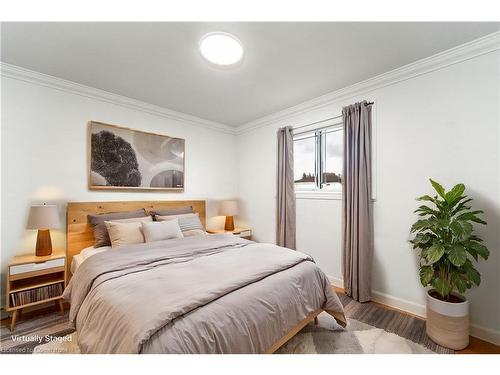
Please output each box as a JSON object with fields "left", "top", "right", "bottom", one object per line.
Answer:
{"left": 199, "top": 32, "right": 244, "bottom": 67}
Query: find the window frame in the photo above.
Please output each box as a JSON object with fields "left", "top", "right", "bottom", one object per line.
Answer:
{"left": 293, "top": 121, "right": 343, "bottom": 200}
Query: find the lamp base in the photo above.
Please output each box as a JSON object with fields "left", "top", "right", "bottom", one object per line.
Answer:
{"left": 35, "top": 229, "right": 53, "bottom": 256}
{"left": 224, "top": 216, "right": 235, "bottom": 231}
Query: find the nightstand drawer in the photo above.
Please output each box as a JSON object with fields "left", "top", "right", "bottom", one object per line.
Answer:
{"left": 10, "top": 258, "right": 65, "bottom": 275}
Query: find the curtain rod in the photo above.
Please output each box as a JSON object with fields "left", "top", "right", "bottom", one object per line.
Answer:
{"left": 292, "top": 101, "right": 373, "bottom": 131}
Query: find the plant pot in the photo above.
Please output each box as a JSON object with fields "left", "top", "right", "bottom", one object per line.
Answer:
{"left": 426, "top": 289, "right": 469, "bottom": 350}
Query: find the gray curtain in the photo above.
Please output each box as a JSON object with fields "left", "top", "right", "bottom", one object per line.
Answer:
{"left": 276, "top": 126, "right": 296, "bottom": 249}
{"left": 342, "top": 101, "right": 373, "bottom": 302}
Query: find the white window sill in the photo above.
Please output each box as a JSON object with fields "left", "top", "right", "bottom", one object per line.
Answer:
{"left": 295, "top": 191, "right": 342, "bottom": 200}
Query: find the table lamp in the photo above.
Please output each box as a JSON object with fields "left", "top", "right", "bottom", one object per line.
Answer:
{"left": 27, "top": 204, "right": 61, "bottom": 256}
{"left": 220, "top": 200, "right": 238, "bottom": 231}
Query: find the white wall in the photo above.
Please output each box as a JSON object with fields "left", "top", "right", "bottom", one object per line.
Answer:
{"left": 0, "top": 75, "right": 238, "bottom": 309}
{"left": 236, "top": 50, "right": 500, "bottom": 342}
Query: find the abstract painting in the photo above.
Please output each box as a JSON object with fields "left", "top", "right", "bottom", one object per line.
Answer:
{"left": 88, "top": 121, "right": 185, "bottom": 191}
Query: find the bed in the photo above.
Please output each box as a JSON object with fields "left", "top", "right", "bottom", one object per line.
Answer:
{"left": 64, "top": 200, "right": 346, "bottom": 354}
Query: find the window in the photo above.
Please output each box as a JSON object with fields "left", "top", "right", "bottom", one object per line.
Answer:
{"left": 294, "top": 123, "right": 343, "bottom": 194}
{"left": 293, "top": 132, "right": 317, "bottom": 191}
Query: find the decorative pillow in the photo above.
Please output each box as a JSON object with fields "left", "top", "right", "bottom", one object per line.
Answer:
{"left": 88, "top": 209, "right": 148, "bottom": 248}
{"left": 150, "top": 206, "right": 193, "bottom": 219}
{"left": 142, "top": 220, "right": 184, "bottom": 243}
{"left": 104, "top": 220, "right": 148, "bottom": 248}
{"left": 114, "top": 216, "right": 152, "bottom": 224}
{"left": 156, "top": 213, "right": 204, "bottom": 232}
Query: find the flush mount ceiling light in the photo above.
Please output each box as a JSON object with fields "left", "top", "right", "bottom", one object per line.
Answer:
{"left": 199, "top": 32, "right": 244, "bottom": 67}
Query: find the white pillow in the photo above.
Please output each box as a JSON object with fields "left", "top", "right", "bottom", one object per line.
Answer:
{"left": 142, "top": 219, "right": 184, "bottom": 243}
{"left": 104, "top": 221, "right": 146, "bottom": 248}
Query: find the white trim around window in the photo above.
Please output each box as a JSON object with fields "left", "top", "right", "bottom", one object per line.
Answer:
{"left": 295, "top": 191, "right": 342, "bottom": 200}
{"left": 293, "top": 101, "right": 377, "bottom": 201}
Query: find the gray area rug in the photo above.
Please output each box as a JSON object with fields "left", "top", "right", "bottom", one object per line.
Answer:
{"left": 277, "top": 314, "right": 433, "bottom": 354}
{"left": 0, "top": 311, "right": 73, "bottom": 354}
{"left": 1, "top": 292, "right": 454, "bottom": 354}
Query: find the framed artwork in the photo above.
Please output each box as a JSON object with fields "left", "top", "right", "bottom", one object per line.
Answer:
{"left": 88, "top": 121, "right": 185, "bottom": 191}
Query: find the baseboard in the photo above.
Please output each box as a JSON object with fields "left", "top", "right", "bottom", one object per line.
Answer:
{"left": 328, "top": 275, "right": 344, "bottom": 289}
{"left": 371, "top": 290, "right": 426, "bottom": 318}
{"left": 327, "top": 275, "right": 500, "bottom": 346}
{"left": 469, "top": 324, "right": 500, "bottom": 346}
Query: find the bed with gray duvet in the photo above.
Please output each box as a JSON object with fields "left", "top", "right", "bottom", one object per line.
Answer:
{"left": 63, "top": 234, "right": 346, "bottom": 354}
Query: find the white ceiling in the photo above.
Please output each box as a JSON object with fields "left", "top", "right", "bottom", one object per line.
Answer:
{"left": 1, "top": 22, "right": 499, "bottom": 127}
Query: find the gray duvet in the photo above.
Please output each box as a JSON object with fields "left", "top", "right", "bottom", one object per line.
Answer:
{"left": 63, "top": 234, "right": 346, "bottom": 354}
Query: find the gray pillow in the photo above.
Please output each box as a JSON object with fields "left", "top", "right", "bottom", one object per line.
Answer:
{"left": 157, "top": 213, "right": 204, "bottom": 232}
{"left": 88, "top": 209, "right": 148, "bottom": 248}
{"left": 151, "top": 206, "right": 193, "bottom": 220}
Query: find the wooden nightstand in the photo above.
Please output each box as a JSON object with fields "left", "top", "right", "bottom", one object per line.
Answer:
{"left": 207, "top": 228, "right": 252, "bottom": 240}
{"left": 6, "top": 250, "right": 66, "bottom": 331}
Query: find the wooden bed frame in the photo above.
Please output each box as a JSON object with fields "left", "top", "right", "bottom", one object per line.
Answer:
{"left": 265, "top": 309, "right": 321, "bottom": 353}
{"left": 66, "top": 200, "right": 206, "bottom": 278}
{"left": 65, "top": 199, "right": 320, "bottom": 353}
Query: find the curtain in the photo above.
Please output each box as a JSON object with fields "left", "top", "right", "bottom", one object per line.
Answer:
{"left": 342, "top": 101, "right": 373, "bottom": 302}
{"left": 276, "top": 126, "right": 296, "bottom": 249}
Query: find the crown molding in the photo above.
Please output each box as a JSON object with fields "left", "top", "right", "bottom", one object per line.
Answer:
{"left": 236, "top": 31, "right": 500, "bottom": 134}
{"left": 3, "top": 31, "right": 499, "bottom": 136}
{"left": 0, "top": 62, "right": 237, "bottom": 135}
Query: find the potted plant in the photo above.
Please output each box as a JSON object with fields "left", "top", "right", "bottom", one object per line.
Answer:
{"left": 410, "top": 179, "right": 490, "bottom": 350}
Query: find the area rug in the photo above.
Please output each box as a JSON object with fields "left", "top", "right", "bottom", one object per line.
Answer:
{"left": 0, "top": 311, "right": 73, "bottom": 354}
{"left": 276, "top": 313, "right": 434, "bottom": 354}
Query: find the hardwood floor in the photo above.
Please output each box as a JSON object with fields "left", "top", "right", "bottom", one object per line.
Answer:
{"left": 334, "top": 286, "right": 500, "bottom": 354}
{"left": 0, "top": 304, "right": 65, "bottom": 329}
{"left": 456, "top": 336, "right": 500, "bottom": 354}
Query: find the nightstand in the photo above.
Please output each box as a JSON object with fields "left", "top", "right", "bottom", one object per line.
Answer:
{"left": 6, "top": 250, "right": 66, "bottom": 331}
{"left": 207, "top": 228, "right": 252, "bottom": 240}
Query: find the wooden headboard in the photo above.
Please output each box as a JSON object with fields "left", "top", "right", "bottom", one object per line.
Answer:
{"left": 66, "top": 200, "right": 206, "bottom": 277}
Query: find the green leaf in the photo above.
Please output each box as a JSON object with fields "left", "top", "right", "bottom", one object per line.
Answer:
{"left": 451, "top": 198, "right": 472, "bottom": 215}
{"left": 432, "top": 277, "right": 451, "bottom": 299}
{"left": 469, "top": 235, "right": 483, "bottom": 243}
{"left": 416, "top": 195, "right": 441, "bottom": 208}
{"left": 436, "top": 217, "right": 450, "bottom": 228}
{"left": 450, "top": 220, "right": 473, "bottom": 240}
{"left": 411, "top": 233, "right": 433, "bottom": 248}
{"left": 414, "top": 205, "right": 438, "bottom": 217}
{"left": 447, "top": 244, "right": 467, "bottom": 267}
{"left": 426, "top": 243, "right": 445, "bottom": 264}
{"left": 463, "top": 260, "right": 481, "bottom": 286}
{"left": 445, "top": 183, "right": 466, "bottom": 206}
{"left": 451, "top": 273, "right": 468, "bottom": 294}
{"left": 419, "top": 266, "right": 434, "bottom": 286}
{"left": 464, "top": 245, "right": 478, "bottom": 261}
{"left": 467, "top": 241, "right": 490, "bottom": 260}
{"left": 411, "top": 219, "right": 431, "bottom": 233}
{"left": 430, "top": 179, "right": 446, "bottom": 199}
{"left": 456, "top": 211, "right": 487, "bottom": 225}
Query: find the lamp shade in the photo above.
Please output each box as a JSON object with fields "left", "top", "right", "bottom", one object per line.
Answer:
{"left": 219, "top": 200, "right": 238, "bottom": 216}
{"left": 27, "top": 204, "right": 61, "bottom": 230}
